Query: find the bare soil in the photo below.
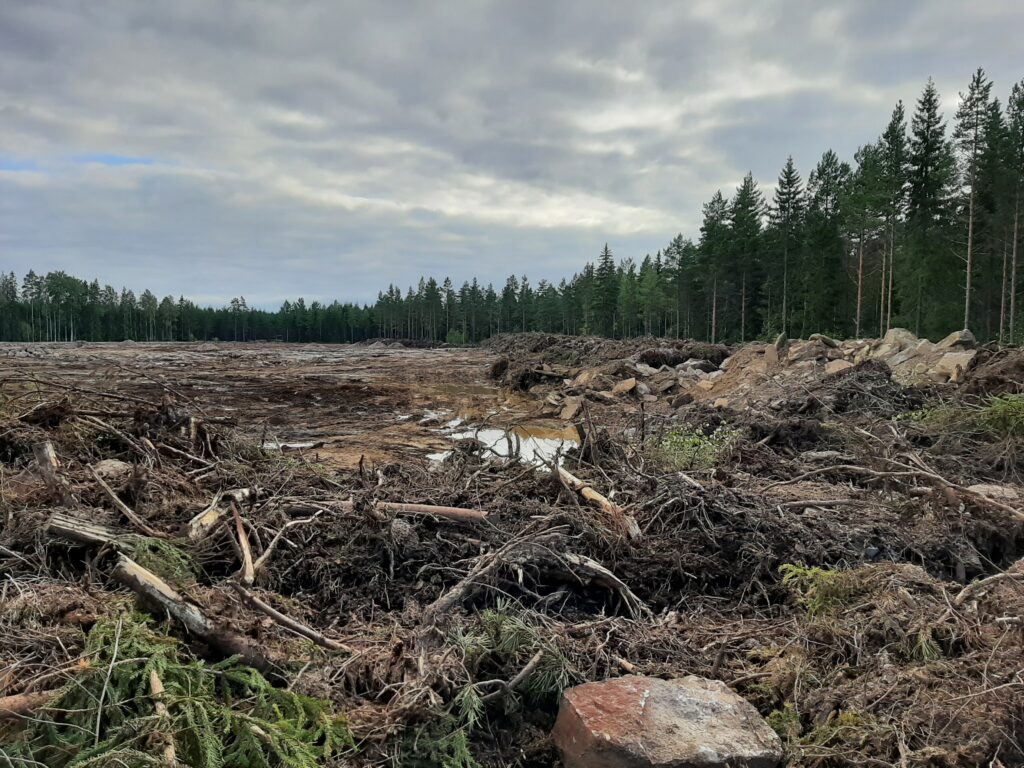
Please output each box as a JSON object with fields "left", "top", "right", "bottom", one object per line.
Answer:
{"left": 1, "top": 337, "right": 1022, "bottom": 767}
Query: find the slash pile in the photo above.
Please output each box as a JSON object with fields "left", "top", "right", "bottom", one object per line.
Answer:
{"left": 1, "top": 338, "right": 1023, "bottom": 767}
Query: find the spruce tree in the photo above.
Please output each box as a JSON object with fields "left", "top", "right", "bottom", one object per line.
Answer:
{"left": 595, "top": 244, "right": 618, "bottom": 337}
{"left": 770, "top": 157, "right": 804, "bottom": 335}
{"left": 878, "top": 101, "right": 908, "bottom": 333}
{"left": 907, "top": 78, "right": 957, "bottom": 336}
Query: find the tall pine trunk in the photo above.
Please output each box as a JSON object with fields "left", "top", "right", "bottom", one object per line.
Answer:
{"left": 1000, "top": 235, "right": 1009, "bottom": 342}
{"left": 1012, "top": 200, "right": 1020, "bottom": 342}
{"left": 964, "top": 178, "right": 976, "bottom": 330}
{"left": 855, "top": 235, "right": 864, "bottom": 337}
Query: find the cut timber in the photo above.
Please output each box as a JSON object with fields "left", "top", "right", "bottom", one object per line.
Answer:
{"left": 149, "top": 670, "right": 178, "bottom": 767}
{"left": 231, "top": 503, "right": 256, "bottom": 585}
{"left": 0, "top": 690, "right": 57, "bottom": 719}
{"left": 47, "top": 510, "right": 123, "bottom": 547}
{"left": 33, "top": 441, "right": 76, "bottom": 506}
{"left": 557, "top": 466, "right": 640, "bottom": 541}
{"left": 112, "top": 554, "right": 271, "bottom": 673}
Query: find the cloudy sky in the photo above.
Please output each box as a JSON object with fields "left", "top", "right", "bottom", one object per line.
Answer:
{"left": 2, "top": 1, "right": 1021, "bottom": 307}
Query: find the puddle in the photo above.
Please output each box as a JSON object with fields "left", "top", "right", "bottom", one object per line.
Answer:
{"left": 428, "top": 423, "right": 579, "bottom": 466}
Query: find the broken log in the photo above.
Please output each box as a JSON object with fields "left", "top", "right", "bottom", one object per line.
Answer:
{"left": 0, "top": 690, "right": 57, "bottom": 719}
{"left": 111, "top": 555, "right": 271, "bottom": 673}
{"left": 186, "top": 489, "right": 253, "bottom": 541}
{"left": 231, "top": 503, "right": 255, "bottom": 585}
{"left": 46, "top": 510, "right": 124, "bottom": 547}
{"left": 33, "top": 441, "right": 76, "bottom": 506}
{"left": 557, "top": 466, "right": 640, "bottom": 541}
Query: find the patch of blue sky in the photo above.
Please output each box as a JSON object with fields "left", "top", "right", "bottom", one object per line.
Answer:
{"left": 72, "top": 153, "right": 156, "bottom": 166}
{"left": 0, "top": 157, "right": 39, "bottom": 171}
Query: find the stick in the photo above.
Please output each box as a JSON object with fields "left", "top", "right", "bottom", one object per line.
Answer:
{"left": 334, "top": 498, "right": 488, "bottom": 523}
{"left": 229, "top": 583, "right": 349, "bottom": 652}
{"left": 88, "top": 465, "right": 168, "bottom": 539}
{"left": 251, "top": 512, "right": 323, "bottom": 574}
{"left": 149, "top": 670, "right": 178, "bottom": 767}
{"left": 955, "top": 560, "right": 1024, "bottom": 606}
{"left": 231, "top": 503, "right": 255, "bottom": 586}
{"left": 480, "top": 650, "right": 545, "bottom": 703}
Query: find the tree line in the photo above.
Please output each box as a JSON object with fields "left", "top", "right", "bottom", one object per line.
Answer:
{"left": 2, "top": 70, "right": 1022, "bottom": 346}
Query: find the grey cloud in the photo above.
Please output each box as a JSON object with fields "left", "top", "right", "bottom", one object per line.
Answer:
{"left": 1, "top": 0, "right": 1021, "bottom": 306}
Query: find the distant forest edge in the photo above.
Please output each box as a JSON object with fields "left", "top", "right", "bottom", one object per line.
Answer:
{"left": 2, "top": 70, "right": 1023, "bottom": 346}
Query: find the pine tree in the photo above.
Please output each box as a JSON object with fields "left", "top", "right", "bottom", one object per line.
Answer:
{"left": 698, "top": 192, "right": 730, "bottom": 342}
{"left": 953, "top": 68, "right": 995, "bottom": 329}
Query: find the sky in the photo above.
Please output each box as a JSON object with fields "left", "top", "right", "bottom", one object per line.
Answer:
{"left": 1, "top": 1, "right": 1022, "bottom": 308}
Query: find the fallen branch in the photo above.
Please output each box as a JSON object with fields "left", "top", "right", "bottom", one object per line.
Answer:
{"left": 47, "top": 510, "right": 124, "bottom": 547}
{"left": 111, "top": 554, "right": 271, "bottom": 673}
{"left": 955, "top": 560, "right": 1024, "bottom": 606}
{"left": 479, "top": 650, "right": 545, "bottom": 703}
{"left": 149, "top": 670, "right": 177, "bottom": 767}
{"left": 335, "top": 498, "right": 488, "bottom": 523}
{"left": 88, "top": 464, "right": 168, "bottom": 539}
{"left": 251, "top": 511, "right": 323, "bottom": 574}
{"left": 229, "top": 582, "right": 349, "bottom": 652}
{"left": 557, "top": 466, "right": 641, "bottom": 541}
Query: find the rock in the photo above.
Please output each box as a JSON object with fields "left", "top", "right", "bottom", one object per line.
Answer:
{"left": 824, "top": 359, "right": 853, "bottom": 375}
{"left": 764, "top": 344, "right": 779, "bottom": 367}
{"left": 670, "top": 393, "right": 694, "bottom": 408}
{"left": 713, "top": 398, "right": 730, "bottom": 409}
{"left": 706, "top": 369, "right": 724, "bottom": 381}
{"left": 935, "top": 328, "right": 977, "bottom": 350}
{"left": 560, "top": 397, "right": 583, "bottom": 421}
{"left": 966, "top": 484, "right": 1020, "bottom": 502}
{"left": 612, "top": 378, "right": 637, "bottom": 395}
{"left": 696, "top": 379, "right": 716, "bottom": 391}
{"left": 634, "top": 363, "right": 660, "bottom": 377}
{"left": 809, "top": 333, "right": 838, "bottom": 348}
{"left": 885, "top": 350, "right": 914, "bottom": 368}
{"left": 636, "top": 381, "right": 651, "bottom": 397}
{"left": 932, "top": 351, "right": 977, "bottom": 381}
{"left": 682, "top": 358, "right": 719, "bottom": 373}
{"left": 787, "top": 340, "right": 828, "bottom": 363}
{"left": 552, "top": 675, "right": 783, "bottom": 768}
{"left": 572, "top": 369, "right": 603, "bottom": 388}
{"left": 91, "top": 459, "right": 133, "bottom": 483}
{"left": 883, "top": 327, "right": 917, "bottom": 351}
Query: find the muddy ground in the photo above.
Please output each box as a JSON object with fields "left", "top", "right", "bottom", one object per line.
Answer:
{"left": 1, "top": 336, "right": 1022, "bottom": 767}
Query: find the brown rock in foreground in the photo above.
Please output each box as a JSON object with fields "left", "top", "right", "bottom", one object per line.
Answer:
{"left": 552, "top": 675, "right": 782, "bottom": 768}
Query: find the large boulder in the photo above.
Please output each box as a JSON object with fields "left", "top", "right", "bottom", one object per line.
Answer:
{"left": 935, "top": 328, "right": 977, "bottom": 350}
{"left": 882, "top": 327, "right": 918, "bottom": 351}
{"left": 552, "top": 675, "right": 782, "bottom": 768}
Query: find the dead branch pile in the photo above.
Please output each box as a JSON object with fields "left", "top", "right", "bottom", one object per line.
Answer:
{"left": 1, "top": 346, "right": 1023, "bottom": 767}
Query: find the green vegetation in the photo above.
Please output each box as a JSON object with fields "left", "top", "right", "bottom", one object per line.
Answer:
{"left": 779, "top": 564, "right": 863, "bottom": 616}
{"left": 1, "top": 72, "right": 1021, "bottom": 344}
{"left": 123, "top": 536, "right": 198, "bottom": 584}
{"left": 450, "top": 602, "right": 578, "bottom": 711}
{"left": 901, "top": 394, "right": 1024, "bottom": 437}
{"left": 4, "top": 614, "right": 353, "bottom": 768}
{"left": 654, "top": 424, "right": 741, "bottom": 470}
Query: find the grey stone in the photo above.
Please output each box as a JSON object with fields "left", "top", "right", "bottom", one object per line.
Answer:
{"left": 552, "top": 675, "right": 782, "bottom": 768}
